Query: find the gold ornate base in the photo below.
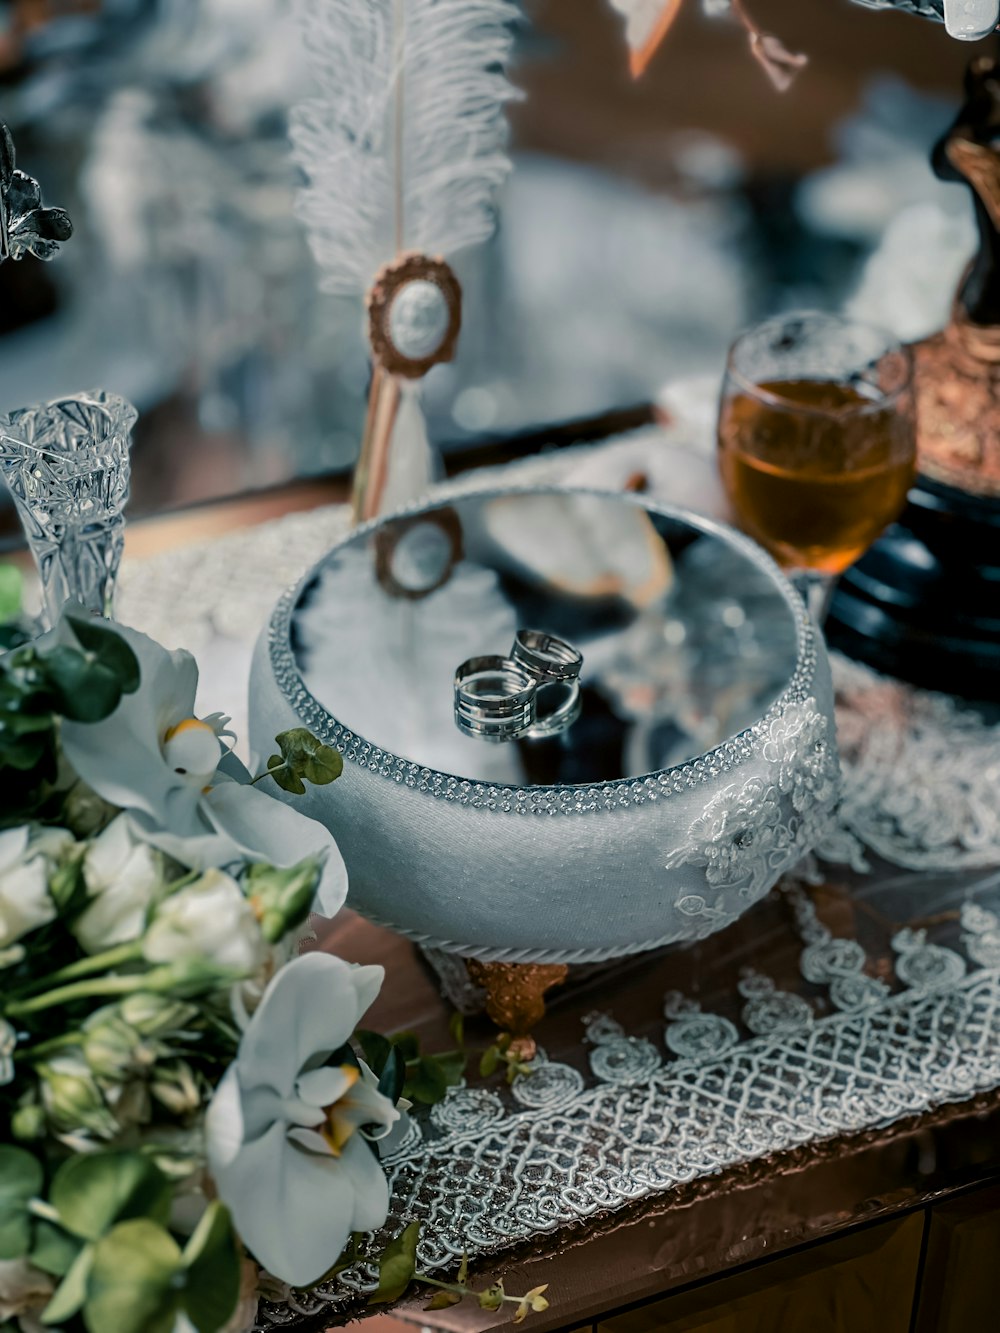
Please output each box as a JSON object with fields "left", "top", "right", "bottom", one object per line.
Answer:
{"left": 466, "top": 959, "right": 569, "bottom": 1061}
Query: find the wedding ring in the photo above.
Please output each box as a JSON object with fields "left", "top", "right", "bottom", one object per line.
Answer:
{"left": 454, "top": 655, "right": 537, "bottom": 742}
{"left": 526, "top": 679, "right": 582, "bottom": 740}
{"left": 510, "top": 629, "right": 583, "bottom": 684}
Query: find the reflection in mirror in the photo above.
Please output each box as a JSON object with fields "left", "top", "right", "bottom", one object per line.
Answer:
{"left": 292, "top": 489, "right": 799, "bottom": 787}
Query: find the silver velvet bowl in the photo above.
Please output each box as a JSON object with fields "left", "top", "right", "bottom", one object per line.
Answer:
{"left": 249, "top": 487, "right": 838, "bottom": 965}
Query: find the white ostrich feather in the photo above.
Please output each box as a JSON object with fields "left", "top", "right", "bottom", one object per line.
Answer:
{"left": 289, "top": 0, "right": 521, "bottom": 297}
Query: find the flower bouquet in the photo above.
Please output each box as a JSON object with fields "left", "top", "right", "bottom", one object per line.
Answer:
{"left": 0, "top": 611, "right": 542, "bottom": 1333}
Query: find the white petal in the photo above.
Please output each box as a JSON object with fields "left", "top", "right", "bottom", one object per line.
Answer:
{"left": 236, "top": 953, "right": 360, "bottom": 1097}
{"left": 348, "top": 965, "right": 384, "bottom": 1027}
{"left": 296, "top": 1066, "right": 357, "bottom": 1109}
{"left": 204, "top": 1066, "right": 245, "bottom": 1173}
{"left": 203, "top": 781, "right": 348, "bottom": 918}
{"left": 286, "top": 1126, "right": 334, "bottom": 1154}
{"left": 0, "top": 827, "right": 29, "bottom": 873}
{"left": 339, "top": 1134, "right": 391, "bottom": 1233}
{"left": 60, "top": 625, "right": 200, "bottom": 826}
{"left": 212, "top": 1121, "right": 355, "bottom": 1287}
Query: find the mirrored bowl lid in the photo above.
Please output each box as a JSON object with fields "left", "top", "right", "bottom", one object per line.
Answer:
{"left": 267, "top": 486, "right": 815, "bottom": 800}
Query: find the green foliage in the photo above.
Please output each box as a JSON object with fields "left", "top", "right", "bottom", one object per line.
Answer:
{"left": 83, "top": 1218, "right": 182, "bottom": 1333}
{"left": 369, "top": 1220, "right": 420, "bottom": 1305}
{"left": 0, "top": 1145, "right": 43, "bottom": 1258}
{"left": 0, "top": 616, "right": 139, "bottom": 824}
{"left": 355, "top": 1029, "right": 465, "bottom": 1107}
{"left": 264, "top": 727, "right": 342, "bottom": 795}
{"left": 49, "top": 1152, "right": 172, "bottom": 1241}
{"left": 0, "top": 564, "right": 22, "bottom": 623}
{"left": 34, "top": 1162, "right": 240, "bottom": 1333}
{"left": 181, "top": 1202, "right": 241, "bottom": 1333}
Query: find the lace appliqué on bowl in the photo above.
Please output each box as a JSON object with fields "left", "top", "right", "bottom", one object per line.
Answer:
{"left": 667, "top": 696, "right": 838, "bottom": 905}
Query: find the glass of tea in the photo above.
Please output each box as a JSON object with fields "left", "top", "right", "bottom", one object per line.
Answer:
{"left": 717, "top": 311, "right": 916, "bottom": 620}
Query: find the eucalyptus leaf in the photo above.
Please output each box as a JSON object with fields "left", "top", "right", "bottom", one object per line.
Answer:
{"left": 269, "top": 728, "right": 343, "bottom": 792}
{"left": 50, "top": 1152, "right": 172, "bottom": 1242}
{"left": 181, "top": 1201, "right": 240, "bottom": 1333}
{"left": 65, "top": 616, "right": 140, "bottom": 694}
{"left": 368, "top": 1220, "right": 420, "bottom": 1305}
{"left": 31, "top": 1217, "right": 83, "bottom": 1276}
{"left": 83, "top": 1219, "right": 181, "bottom": 1333}
{"left": 41, "top": 1243, "right": 93, "bottom": 1325}
{"left": 0, "top": 1146, "right": 43, "bottom": 1259}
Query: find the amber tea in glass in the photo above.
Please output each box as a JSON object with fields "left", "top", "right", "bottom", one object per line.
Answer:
{"left": 718, "top": 313, "right": 916, "bottom": 615}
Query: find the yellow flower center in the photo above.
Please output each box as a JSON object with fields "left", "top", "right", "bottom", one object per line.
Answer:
{"left": 162, "top": 718, "right": 221, "bottom": 781}
{"left": 320, "top": 1065, "right": 362, "bottom": 1157}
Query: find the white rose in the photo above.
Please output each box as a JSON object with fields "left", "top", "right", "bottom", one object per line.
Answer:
{"left": 74, "top": 815, "right": 165, "bottom": 954}
{"left": 144, "top": 870, "right": 265, "bottom": 976}
{"left": 0, "top": 825, "right": 71, "bottom": 949}
{"left": 0, "top": 1257, "right": 55, "bottom": 1323}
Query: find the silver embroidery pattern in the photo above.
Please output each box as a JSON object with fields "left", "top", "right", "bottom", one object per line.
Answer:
{"left": 255, "top": 909, "right": 1000, "bottom": 1328}
{"left": 666, "top": 698, "right": 839, "bottom": 903}
{"left": 833, "top": 656, "right": 1000, "bottom": 871}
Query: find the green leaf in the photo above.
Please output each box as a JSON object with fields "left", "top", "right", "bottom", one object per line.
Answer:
{"left": 449, "top": 1010, "right": 465, "bottom": 1049}
{"left": 0, "top": 1146, "right": 43, "bottom": 1259}
{"left": 83, "top": 1219, "right": 181, "bottom": 1333}
{"left": 265, "top": 753, "right": 305, "bottom": 795}
{"left": 0, "top": 564, "right": 22, "bottom": 622}
{"left": 404, "top": 1051, "right": 466, "bottom": 1106}
{"left": 390, "top": 1032, "right": 420, "bottom": 1063}
{"left": 65, "top": 615, "right": 140, "bottom": 694}
{"left": 50, "top": 1153, "right": 172, "bottom": 1242}
{"left": 42, "top": 1243, "right": 93, "bottom": 1325}
{"left": 43, "top": 646, "right": 123, "bottom": 723}
{"left": 425, "top": 1290, "right": 462, "bottom": 1310}
{"left": 368, "top": 1221, "right": 420, "bottom": 1306}
{"left": 479, "top": 1045, "right": 500, "bottom": 1078}
{"left": 31, "top": 1217, "right": 83, "bottom": 1276}
{"left": 355, "top": 1029, "right": 393, "bottom": 1074}
{"left": 457, "top": 1253, "right": 469, "bottom": 1285}
{"left": 181, "top": 1201, "right": 240, "bottom": 1333}
{"left": 377, "top": 1045, "right": 406, "bottom": 1105}
{"left": 269, "top": 729, "right": 343, "bottom": 792}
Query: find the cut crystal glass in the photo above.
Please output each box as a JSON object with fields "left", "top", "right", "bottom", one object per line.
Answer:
{"left": 0, "top": 391, "right": 137, "bottom": 626}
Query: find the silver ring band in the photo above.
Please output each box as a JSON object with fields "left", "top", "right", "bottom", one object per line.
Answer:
{"left": 510, "top": 629, "right": 583, "bottom": 684}
{"left": 454, "top": 655, "right": 537, "bottom": 742}
{"left": 525, "top": 679, "right": 582, "bottom": 740}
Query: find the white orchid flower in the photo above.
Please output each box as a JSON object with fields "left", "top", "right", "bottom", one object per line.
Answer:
{"left": 74, "top": 813, "right": 166, "bottom": 954}
{"left": 205, "top": 952, "right": 396, "bottom": 1287}
{"left": 144, "top": 869, "right": 266, "bottom": 977}
{"left": 57, "top": 619, "right": 347, "bottom": 917}
{"left": 0, "top": 825, "right": 71, "bottom": 949}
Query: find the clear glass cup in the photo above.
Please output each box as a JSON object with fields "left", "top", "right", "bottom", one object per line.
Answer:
{"left": 0, "top": 391, "right": 137, "bottom": 627}
{"left": 717, "top": 311, "right": 916, "bottom": 620}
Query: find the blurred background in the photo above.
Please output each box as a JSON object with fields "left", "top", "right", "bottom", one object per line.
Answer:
{"left": 0, "top": 0, "right": 987, "bottom": 533}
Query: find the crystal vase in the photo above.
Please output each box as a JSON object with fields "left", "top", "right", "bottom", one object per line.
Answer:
{"left": 0, "top": 391, "right": 137, "bottom": 627}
